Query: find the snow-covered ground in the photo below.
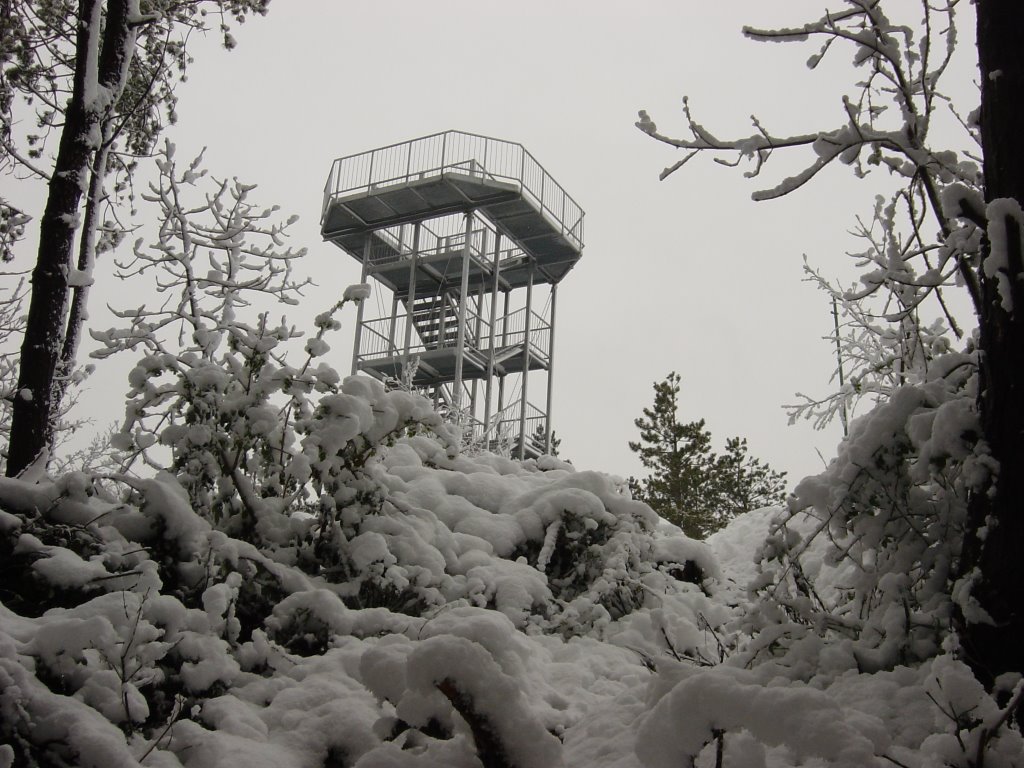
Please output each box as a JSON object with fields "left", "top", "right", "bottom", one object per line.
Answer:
{"left": 1, "top": 396, "right": 1020, "bottom": 767}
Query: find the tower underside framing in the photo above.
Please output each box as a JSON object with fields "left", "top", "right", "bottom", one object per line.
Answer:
{"left": 321, "top": 131, "right": 584, "bottom": 458}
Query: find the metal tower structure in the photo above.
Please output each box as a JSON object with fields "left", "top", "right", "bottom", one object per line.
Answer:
{"left": 320, "top": 130, "right": 584, "bottom": 458}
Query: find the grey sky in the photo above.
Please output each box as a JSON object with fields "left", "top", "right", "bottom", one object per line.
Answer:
{"left": 10, "top": 0, "right": 979, "bottom": 483}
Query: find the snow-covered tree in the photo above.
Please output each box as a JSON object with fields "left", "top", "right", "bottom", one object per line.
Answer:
{"left": 640, "top": 0, "right": 1024, "bottom": 688}
{"left": 962, "top": 0, "right": 1024, "bottom": 690}
{"left": 2, "top": 0, "right": 270, "bottom": 478}
{"left": 630, "top": 372, "right": 785, "bottom": 539}
{"left": 789, "top": 200, "right": 959, "bottom": 433}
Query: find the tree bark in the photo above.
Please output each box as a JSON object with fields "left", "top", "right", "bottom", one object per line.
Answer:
{"left": 51, "top": 133, "right": 111, "bottom": 446}
{"left": 960, "top": 0, "right": 1024, "bottom": 688}
{"left": 5, "top": 0, "right": 134, "bottom": 477}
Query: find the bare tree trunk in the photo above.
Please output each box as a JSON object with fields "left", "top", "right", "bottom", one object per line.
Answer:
{"left": 5, "top": 0, "right": 134, "bottom": 477}
{"left": 961, "top": 0, "right": 1024, "bottom": 688}
{"left": 50, "top": 134, "right": 111, "bottom": 446}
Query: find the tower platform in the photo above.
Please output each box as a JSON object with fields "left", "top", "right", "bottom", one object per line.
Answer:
{"left": 321, "top": 131, "right": 584, "bottom": 285}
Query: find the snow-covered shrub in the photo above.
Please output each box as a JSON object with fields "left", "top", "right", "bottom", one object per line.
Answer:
{"left": 8, "top": 422, "right": 1018, "bottom": 768}
{"left": 736, "top": 354, "right": 984, "bottom": 683}
{"left": 92, "top": 147, "right": 459, "bottom": 591}
{"left": 391, "top": 634, "right": 562, "bottom": 768}
{"left": 629, "top": 505, "right": 1024, "bottom": 768}
{"left": 0, "top": 446, "right": 725, "bottom": 768}
{"left": 113, "top": 328, "right": 455, "bottom": 551}
{"left": 630, "top": 350, "right": 1016, "bottom": 767}
{"left": 507, "top": 475, "right": 660, "bottom": 629}
{"left": 617, "top": 339, "right": 1024, "bottom": 768}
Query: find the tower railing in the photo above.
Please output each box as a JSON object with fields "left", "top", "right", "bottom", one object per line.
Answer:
{"left": 458, "top": 399, "right": 547, "bottom": 456}
{"left": 362, "top": 212, "right": 536, "bottom": 283}
{"left": 480, "top": 308, "right": 550, "bottom": 359}
{"left": 323, "top": 130, "right": 584, "bottom": 251}
{"left": 356, "top": 317, "right": 417, "bottom": 360}
{"left": 356, "top": 306, "right": 551, "bottom": 366}
{"left": 366, "top": 222, "right": 491, "bottom": 269}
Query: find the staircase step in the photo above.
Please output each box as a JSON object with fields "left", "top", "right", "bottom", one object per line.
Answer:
{"left": 424, "top": 324, "right": 458, "bottom": 334}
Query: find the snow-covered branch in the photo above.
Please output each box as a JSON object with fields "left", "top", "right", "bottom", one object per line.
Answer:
{"left": 638, "top": 0, "right": 983, "bottom": 322}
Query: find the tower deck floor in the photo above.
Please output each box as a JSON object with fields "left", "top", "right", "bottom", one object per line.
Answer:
{"left": 322, "top": 171, "right": 581, "bottom": 286}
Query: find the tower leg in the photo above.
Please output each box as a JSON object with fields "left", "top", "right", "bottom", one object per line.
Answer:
{"left": 452, "top": 211, "right": 474, "bottom": 421}
{"left": 387, "top": 294, "right": 399, "bottom": 358}
{"left": 498, "top": 291, "right": 510, "bottom": 449}
{"left": 350, "top": 237, "right": 372, "bottom": 376}
{"left": 545, "top": 283, "right": 558, "bottom": 454}
{"left": 519, "top": 262, "right": 534, "bottom": 459}
{"left": 470, "top": 278, "right": 484, "bottom": 428}
{"left": 484, "top": 232, "right": 502, "bottom": 442}
{"left": 402, "top": 223, "right": 421, "bottom": 383}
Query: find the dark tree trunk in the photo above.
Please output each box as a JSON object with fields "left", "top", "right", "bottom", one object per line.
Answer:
{"left": 960, "top": 0, "right": 1024, "bottom": 688}
{"left": 5, "top": 0, "right": 134, "bottom": 477}
{"left": 51, "top": 136, "right": 111, "bottom": 445}
{"left": 6, "top": 0, "right": 102, "bottom": 477}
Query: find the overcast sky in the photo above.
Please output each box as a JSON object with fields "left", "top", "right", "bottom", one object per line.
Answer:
{"left": 7, "top": 0, "right": 980, "bottom": 484}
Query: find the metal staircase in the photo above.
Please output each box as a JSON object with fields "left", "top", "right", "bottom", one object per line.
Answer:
{"left": 408, "top": 294, "right": 459, "bottom": 350}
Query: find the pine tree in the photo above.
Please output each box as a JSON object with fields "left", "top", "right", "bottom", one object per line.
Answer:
{"left": 629, "top": 373, "right": 786, "bottom": 539}
{"left": 532, "top": 422, "right": 562, "bottom": 457}
{"left": 711, "top": 437, "right": 787, "bottom": 520}
{"left": 628, "top": 372, "right": 715, "bottom": 539}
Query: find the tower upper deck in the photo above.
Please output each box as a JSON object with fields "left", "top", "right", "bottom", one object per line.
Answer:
{"left": 321, "top": 131, "right": 584, "bottom": 285}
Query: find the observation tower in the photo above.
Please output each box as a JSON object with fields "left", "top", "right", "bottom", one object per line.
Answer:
{"left": 320, "top": 131, "right": 584, "bottom": 458}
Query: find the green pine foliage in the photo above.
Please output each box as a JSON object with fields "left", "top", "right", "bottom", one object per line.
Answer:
{"left": 532, "top": 423, "right": 562, "bottom": 457}
{"left": 629, "top": 372, "right": 787, "bottom": 539}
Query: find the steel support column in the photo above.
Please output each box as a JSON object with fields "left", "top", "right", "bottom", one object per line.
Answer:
{"left": 350, "top": 237, "right": 372, "bottom": 375}
{"left": 483, "top": 232, "right": 502, "bottom": 436}
{"left": 498, "top": 291, "right": 510, "bottom": 419}
{"left": 387, "top": 294, "right": 399, "bottom": 358}
{"left": 518, "top": 262, "right": 534, "bottom": 459}
{"left": 452, "top": 211, "right": 474, "bottom": 418}
{"left": 471, "top": 277, "right": 484, "bottom": 421}
{"left": 402, "top": 223, "right": 421, "bottom": 373}
{"left": 545, "top": 283, "right": 558, "bottom": 454}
